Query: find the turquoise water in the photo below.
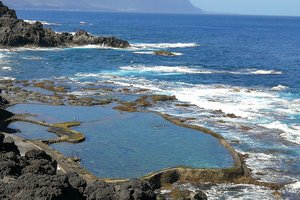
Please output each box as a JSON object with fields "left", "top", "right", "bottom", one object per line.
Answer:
{"left": 9, "top": 104, "right": 233, "bottom": 178}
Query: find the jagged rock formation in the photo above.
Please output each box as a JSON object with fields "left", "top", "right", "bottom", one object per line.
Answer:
{"left": 0, "top": 1, "right": 130, "bottom": 48}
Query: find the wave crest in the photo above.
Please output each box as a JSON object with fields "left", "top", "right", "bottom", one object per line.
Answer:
{"left": 130, "top": 42, "right": 199, "bottom": 49}
{"left": 24, "top": 20, "right": 61, "bottom": 26}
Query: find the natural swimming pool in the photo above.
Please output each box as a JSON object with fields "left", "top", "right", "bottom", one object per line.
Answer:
{"left": 9, "top": 104, "right": 233, "bottom": 178}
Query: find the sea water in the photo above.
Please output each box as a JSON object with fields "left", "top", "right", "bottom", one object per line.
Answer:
{"left": 1, "top": 10, "right": 300, "bottom": 198}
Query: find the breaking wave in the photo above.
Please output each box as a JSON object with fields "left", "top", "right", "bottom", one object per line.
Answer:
{"left": 130, "top": 42, "right": 199, "bottom": 49}
{"left": 24, "top": 20, "right": 61, "bottom": 26}
{"left": 118, "top": 65, "right": 283, "bottom": 75}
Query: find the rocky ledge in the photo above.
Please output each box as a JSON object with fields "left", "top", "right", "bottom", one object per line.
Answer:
{"left": 0, "top": 1, "right": 130, "bottom": 48}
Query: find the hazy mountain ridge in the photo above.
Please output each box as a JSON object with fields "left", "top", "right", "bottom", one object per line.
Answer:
{"left": 3, "top": 0, "right": 202, "bottom": 14}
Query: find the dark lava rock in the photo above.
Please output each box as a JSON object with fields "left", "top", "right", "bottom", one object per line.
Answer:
{"left": 154, "top": 50, "right": 176, "bottom": 56}
{"left": 0, "top": 2, "right": 130, "bottom": 48}
{"left": 0, "top": 132, "right": 4, "bottom": 143}
{"left": 23, "top": 159, "right": 57, "bottom": 175}
{"left": 169, "top": 188, "right": 208, "bottom": 200}
{"left": 0, "top": 95, "right": 9, "bottom": 108}
{"left": 117, "top": 179, "right": 156, "bottom": 200}
{"left": 2, "top": 137, "right": 20, "bottom": 155}
{"left": 0, "top": 151, "right": 23, "bottom": 178}
{"left": 0, "top": 108, "right": 14, "bottom": 123}
{"left": 23, "top": 150, "right": 57, "bottom": 175}
{"left": 25, "top": 149, "right": 53, "bottom": 162}
{"left": 0, "top": 173, "right": 79, "bottom": 200}
{"left": 0, "top": 1, "right": 17, "bottom": 19}
{"left": 67, "top": 171, "right": 87, "bottom": 194}
{"left": 226, "top": 113, "right": 239, "bottom": 118}
{"left": 84, "top": 180, "right": 116, "bottom": 200}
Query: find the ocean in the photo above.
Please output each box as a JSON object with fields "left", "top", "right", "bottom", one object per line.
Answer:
{"left": 1, "top": 10, "right": 300, "bottom": 199}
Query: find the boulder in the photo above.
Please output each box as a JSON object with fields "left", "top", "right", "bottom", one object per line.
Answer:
{"left": 154, "top": 50, "right": 177, "bottom": 56}
{"left": 67, "top": 171, "right": 87, "bottom": 194}
{"left": 169, "top": 188, "right": 208, "bottom": 200}
{"left": 22, "top": 159, "right": 57, "bottom": 175}
{"left": 23, "top": 150, "right": 57, "bottom": 175}
{"left": 2, "top": 137, "right": 20, "bottom": 155}
{"left": 25, "top": 149, "right": 53, "bottom": 162}
{"left": 84, "top": 180, "right": 116, "bottom": 200}
{"left": 117, "top": 179, "right": 156, "bottom": 200}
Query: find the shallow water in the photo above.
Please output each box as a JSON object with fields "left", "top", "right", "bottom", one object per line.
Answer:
{"left": 9, "top": 121, "right": 57, "bottom": 140}
{"left": 9, "top": 104, "right": 233, "bottom": 178}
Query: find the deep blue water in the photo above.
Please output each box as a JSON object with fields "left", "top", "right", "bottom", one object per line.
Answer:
{"left": 1, "top": 10, "right": 300, "bottom": 198}
{"left": 1, "top": 11, "right": 300, "bottom": 91}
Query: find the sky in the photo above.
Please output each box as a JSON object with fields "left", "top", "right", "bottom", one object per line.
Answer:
{"left": 191, "top": 0, "right": 300, "bottom": 16}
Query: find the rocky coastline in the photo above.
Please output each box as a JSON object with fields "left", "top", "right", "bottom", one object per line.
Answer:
{"left": 0, "top": 1, "right": 130, "bottom": 48}
{"left": 0, "top": 78, "right": 284, "bottom": 199}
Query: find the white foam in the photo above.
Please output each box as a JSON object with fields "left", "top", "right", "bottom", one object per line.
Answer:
{"left": 202, "top": 183, "right": 275, "bottom": 200}
{"left": 249, "top": 69, "right": 282, "bottom": 75}
{"left": 287, "top": 181, "right": 300, "bottom": 190}
{"left": 0, "top": 76, "right": 15, "bottom": 80}
{"left": 24, "top": 19, "right": 61, "bottom": 26}
{"left": 133, "top": 51, "right": 183, "bottom": 56}
{"left": 271, "top": 84, "right": 289, "bottom": 91}
{"left": 1, "top": 66, "right": 12, "bottom": 71}
{"left": 80, "top": 21, "right": 87, "bottom": 25}
{"left": 119, "top": 65, "right": 283, "bottom": 76}
{"left": 119, "top": 65, "right": 211, "bottom": 74}
{"left": 75, "top": 72, "right": 104, "bottom": 78}
{"left": 262, "top": 121, "right": 300, "bottom": 144}
{"left": 133, "top": 51, "right": 154, "bottom": 55}
{"left": 130, "top": 42, "right": 199, "bottom": 49}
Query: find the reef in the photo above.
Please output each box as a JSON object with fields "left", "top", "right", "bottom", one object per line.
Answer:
{"left": 0, "top": 2, "right": 130, "bottom": 48}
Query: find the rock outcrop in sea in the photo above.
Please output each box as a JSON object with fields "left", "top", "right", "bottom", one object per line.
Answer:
{"left": 0, "top": 1, "right": 130, "bottom": 48}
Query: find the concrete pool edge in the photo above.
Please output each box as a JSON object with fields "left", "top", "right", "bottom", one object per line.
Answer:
{"left": 2, "top": 105, "right": 283, "bottom": 191}
{"left": 7, "top": 115, "right": 86, "bottom": 143}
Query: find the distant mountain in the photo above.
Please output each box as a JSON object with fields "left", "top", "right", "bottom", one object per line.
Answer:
{"left": 2, "top": 0, "right": 202, "bottom": 14}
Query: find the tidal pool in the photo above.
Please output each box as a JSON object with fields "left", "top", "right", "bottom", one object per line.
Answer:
{"left": 9, "top": 104, "right": 233, "bottom": 178}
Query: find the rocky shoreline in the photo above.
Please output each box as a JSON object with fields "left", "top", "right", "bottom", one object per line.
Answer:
{"left": 0, "top": 78, "right": 284, "bottom": 199}
{"left": 0, "top": 79, "right": 212, "bottom": 199}
{"left": 0, "top": 1, "right": 130, "bottom": 48}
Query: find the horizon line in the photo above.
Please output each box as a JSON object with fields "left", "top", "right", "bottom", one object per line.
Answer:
{"left": 15, "top": 8, "right": 300, "bottom": 18}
